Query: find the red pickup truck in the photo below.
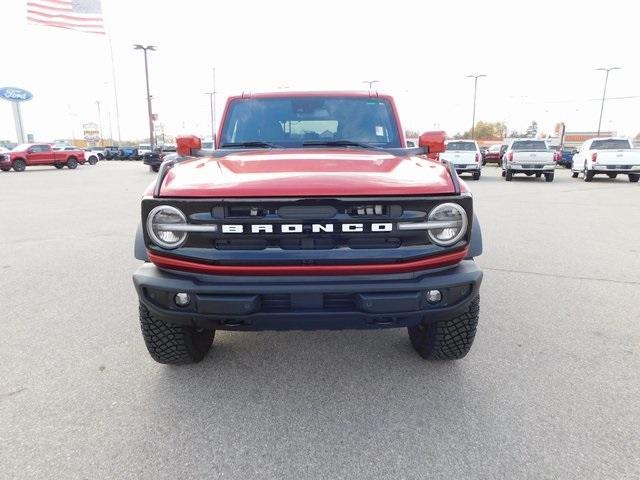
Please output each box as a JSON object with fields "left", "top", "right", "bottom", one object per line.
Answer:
{"left": 132, "top": 91, "right": 483, "bottom": 365}
{"left": 0, "top": 143, "right": 85, "bottom": 172}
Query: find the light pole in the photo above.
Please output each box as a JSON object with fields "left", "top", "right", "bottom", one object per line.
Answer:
{"left": 466, "top": 74, "right": 486, "bottom": 139}
{"left": 95, "top": 100, "right": 103, "bottom": 146}
{"left": 363, "top": 80, "right": 380, "bottom": 90}
{"left": 595, "top": 67, "right": 621, "bottom": 137}
{"left": 134, "top": 44, "right": 156, "bottom": 149}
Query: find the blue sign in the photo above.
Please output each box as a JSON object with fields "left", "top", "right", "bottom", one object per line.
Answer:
{"left": 0, "top": 87, "right": 33, "bottom": 102}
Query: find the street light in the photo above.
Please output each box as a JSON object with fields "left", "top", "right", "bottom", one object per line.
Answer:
{"left": 95, "top": 100, "right": 103, "bottom": 147}
{"left": 204, "top": 92, "right": 215, "bottom": 142}
{"left": 595, "top": 67, "right": 621, "bottom": 137}
{"left": 133, "top": 44, "right": 156, "bottom": 149}
{"left": 466, "top": 74, "right": 486, "bottom": 139}
{"left": 363, "top": 80, "right": 380, "bottom": 90}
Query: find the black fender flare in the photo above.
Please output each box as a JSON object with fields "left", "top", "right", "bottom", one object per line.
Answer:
{"left": 134, "top": 222, "right": 149, "bottom": 261}
{"left": 466, "top": 213, "right": 483, "bottom": 258}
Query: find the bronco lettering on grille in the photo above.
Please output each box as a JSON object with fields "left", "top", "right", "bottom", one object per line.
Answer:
{"left": 220, "top": 223, "right": 393, "bottom": 234}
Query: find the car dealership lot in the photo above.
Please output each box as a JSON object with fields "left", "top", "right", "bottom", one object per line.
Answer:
{"left": 1, "top": 163, "right": 639, "bottom": 479}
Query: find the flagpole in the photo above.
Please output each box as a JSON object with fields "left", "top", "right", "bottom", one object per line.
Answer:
{"left": 107, "top": 32, "right": 122, "bottom": 146}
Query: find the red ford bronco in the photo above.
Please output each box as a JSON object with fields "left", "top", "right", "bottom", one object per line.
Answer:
{"left": 0, "top": 143, "right": 85, "bottom": 172}
{"left": 133, "top": 91, "right": 483, "bottom": 364}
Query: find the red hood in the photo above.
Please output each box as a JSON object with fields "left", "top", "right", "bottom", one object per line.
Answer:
{"left": 156, "top": 149, "right": 456, "bottom": 197}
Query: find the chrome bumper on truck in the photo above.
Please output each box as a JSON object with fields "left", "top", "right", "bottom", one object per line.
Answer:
{"left": 510, "top": 163, "right": 555, "bottom": 171}
{"left": 453, "top": 164, "right": 480, "bottom": 172}
{"left": 133, "top": 260, "right": 482, "bottom": 331}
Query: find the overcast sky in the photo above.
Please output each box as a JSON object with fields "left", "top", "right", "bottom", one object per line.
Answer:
{"left": 1, "top": 0, "right": 639, "bottom": 143}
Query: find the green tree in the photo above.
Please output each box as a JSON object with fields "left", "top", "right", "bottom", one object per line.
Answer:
{"left": 454, "top": 121, "right": 506, "bottom": 140}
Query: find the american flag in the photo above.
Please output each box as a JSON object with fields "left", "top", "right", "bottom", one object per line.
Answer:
{"left": 27, "top": 0, "right": 105, "bottom": 35}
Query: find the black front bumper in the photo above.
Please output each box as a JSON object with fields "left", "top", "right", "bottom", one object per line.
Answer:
{"left": 133, "top": 261, "right": 482, "bottom": 331}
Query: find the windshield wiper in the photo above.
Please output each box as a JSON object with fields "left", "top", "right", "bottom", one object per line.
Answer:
{"left": 302, "top": 140, "right": 380, "bottom": 150}
{"left": 220, "top": 141, "right": 281, "bottom": 149}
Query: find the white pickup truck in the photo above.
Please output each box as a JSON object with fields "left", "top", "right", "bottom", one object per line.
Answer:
{"left": 501, "top": 139, "right": 556, "bottom": 182}
{"left": 439, "top": 140, "right": 482, "bottom": 180}
{"left": 571, "top": 137, "right": 640, "bottom": 182}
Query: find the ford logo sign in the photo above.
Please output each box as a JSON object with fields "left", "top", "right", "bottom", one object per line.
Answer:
{"left": 0, "top": 87, "right": 34, "bottom": 102}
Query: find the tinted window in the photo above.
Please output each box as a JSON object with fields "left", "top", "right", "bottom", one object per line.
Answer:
{"left": 220, "top": 97, "right": 401, "bottom": 148}
{"left": 591, "top": 139, "right": 631, "bottom": 150}
{"left": 446, "top": 142, "right": 476, "bottom": 151}
{"left": 511, "top": 141, "right": 548, "bottom": 151}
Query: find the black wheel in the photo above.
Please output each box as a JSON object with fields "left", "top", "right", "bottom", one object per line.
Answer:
{"left": 54, "top": 162, "right": 64, "bottom": 169}
{"left": 67, "top": 157, "right": 78, "bottom": 169}
{"left": 582, "top": 163, "right": 593, "bottom": 182}
{"left": 97, "top": 153, "right": 104, "bottom": 160}
{"left": 482, "top": 159, "right": 486, "bottom": 166}
{"left": 571, "top": 171, "right": 579, "bottom": 178}
{"left": 408, "top": 295, "right": 479, "bottom": 360}
{"left": 505, "top": 170, "right": 513, "bottom": 181}
{"left": 12, "top": 159, "right": 26, "bottom": 172}
{"left": 472, "top": 170, "right": 481, "bottom": 180}
{"left": 87, "top": 155, "right": 98, "bottom": 165}
{"left": 151, "top": 164, "right": 160, "bottom": 173}
{"left": 629, "top": 174, "right": 640, "bottom": 183}
{"left": 607, "top": 173, "right": 617, "bottom": 179}
{"left": 139, "top": 303, "right": 214, "bottom": 364}
{"left": 535, "top": 173, "right": 542, "bottom": 178}
{"left": 545, "top": 172, "right": 554, "bottom": 182}
{"left": 501, "top": 169, "right": 506, "bottom": 177}
{"left": 1, "top": 166, "right": 12, "bottom": 172}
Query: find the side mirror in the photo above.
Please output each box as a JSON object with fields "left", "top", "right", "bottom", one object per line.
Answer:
{"left": 176, "top": 135, "right": 202, "bottom": 156}
{"left": 418, "top": 131, "right": 446, "bottom": 155}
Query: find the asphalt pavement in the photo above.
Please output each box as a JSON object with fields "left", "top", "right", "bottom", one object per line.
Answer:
{"left": 1, "top": 162, "right": 639, "bottom": 479}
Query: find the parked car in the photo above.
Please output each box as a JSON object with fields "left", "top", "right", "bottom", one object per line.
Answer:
{"left": 138, "top": 143, "right": 152, "bottom": 159}
{"left": 118, "top": 147, "right": 139, "bottom": 160}
{"left": 501, "top": 139, "right": 556, "bottom": 181}
{"left": 571, "top": 137, "right": 640, "bottom": 182}
{"left": 53, "top": 145, "right": 98, "bottom": 165}
{"left": 86, "top": 146, "right": 105, "bottom": 160}
{"left": 0, "top": 143, "right": 85, "bottom": 171}
{"left": 132, "top": 91, "right": 483, "bottom": 365}
{"left": 439, "top": 140, "right": 482, "bottom": 180}
{"left": 103, "top": 146, "right": 120, "bottom": 160}
{"left": 483, "top": 144, "right": 507, "bottom": 165}
{"left": 557, "top": 147, "right": 577, "bottom": 168}
{"left": 143, "top": 145, "right": 178, "bottom": 172}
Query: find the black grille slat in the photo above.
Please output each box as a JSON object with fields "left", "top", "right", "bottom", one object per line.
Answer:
{"left": 323, "top": 293, "right": 355, "bottom": 310}
{"left": 261, "top": 294, "right": 291, "bottom": 311}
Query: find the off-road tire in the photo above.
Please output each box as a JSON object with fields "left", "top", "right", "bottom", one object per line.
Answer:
{"left": 571, "top": 171, "right": 579, "bottom": 178}
{"left": 138, "top": 303, "right": 215, "bottom": 364}
{"left": 583, "top": 163, "right": 594, "bottom": 182}
{"left": 54, "top": 162, "right": 64, "bottom": 169}
{"left": 408, "top": 295, "right": 479, "bottom": 360}
{"left": 87, "top": 155, "right": 98, "bottom": 165}
{"left": 12, "top": 159, "right": 26, "bottom": 172}
{"left": 67, "top": 157, "right": 78, "bottom": 169}
{"left": 629, "top": 174, "right": 639, "bottom": 183}
{"left": 501, "top": 169, "right": 506, "bottom": 177}
{"left": 505, "top": 170, "right": 513, "bottom": 181}
{"left": 545, "top": 172, "right": 554, "bottom": 182}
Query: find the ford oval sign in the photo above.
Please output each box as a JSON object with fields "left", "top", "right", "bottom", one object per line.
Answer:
{"left": 0, "top": 87, "right": 33, "bottom": 102}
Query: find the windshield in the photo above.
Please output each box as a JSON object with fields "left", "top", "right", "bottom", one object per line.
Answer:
{"left": 591, "top": 139, "right": 631, "bottom": 150}
{"left": 488, "top": 145, "right": 501, "bottom": 152}
{"left": 220, "top": 96, "right": 401, "bottom": 148}
{"left": 446, "top": 141, "right": 476, "bottom": 151}
{"left": 12, "top": 143, "right": 31, "bottom": 151}
{"left": 512, "top": 140, "right": 548, "bottom": 151}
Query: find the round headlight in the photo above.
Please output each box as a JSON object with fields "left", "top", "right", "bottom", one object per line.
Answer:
{"left": 427, "top": 203, "right": 468, "bottom": 246}
{"left": 146, "top": 205, "right": 187, "bottom": 249}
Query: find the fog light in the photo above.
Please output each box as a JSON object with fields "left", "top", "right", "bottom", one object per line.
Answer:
{"left": 425, "top": 289, "right": 442, "bottom": 304}
{"left": 174, "top": 292, "right": 191, "bottom": 307}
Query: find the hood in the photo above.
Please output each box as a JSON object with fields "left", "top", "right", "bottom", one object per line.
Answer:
{"left": 157, "top": 149, "right": 456, "bottom": 198}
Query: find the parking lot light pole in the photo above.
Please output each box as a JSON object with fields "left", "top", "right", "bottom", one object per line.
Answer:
{"left": 466, "top": 74, "right": 486, "bottom": 139}
{"left": 204, "top": 92, "right": 215, "bottom": 141}
{"left": 95, "top": 100, "right": 103, "bottom": 147}
{"left": 595, "top": 67, "right": 621, "bottom": 137}
{"left": 134, "top": 44, "right": 156, "bottom": 149}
